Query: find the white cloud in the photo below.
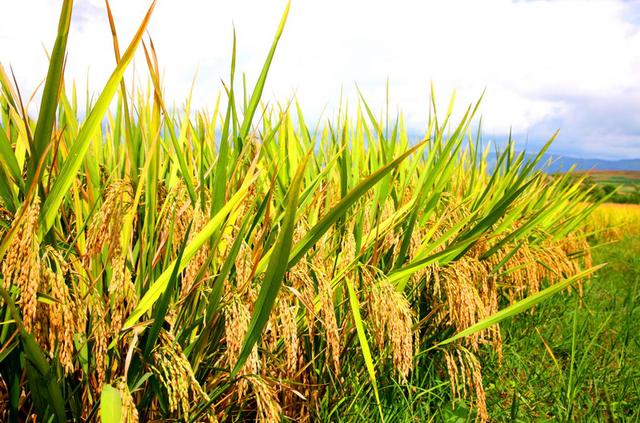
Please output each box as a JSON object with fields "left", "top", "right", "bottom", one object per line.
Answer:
{"left": 1, "top": 0, "right": 639, "bottom": 158}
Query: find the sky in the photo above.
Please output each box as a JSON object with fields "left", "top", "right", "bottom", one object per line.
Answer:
{"left": 1, "top": 0, "right": 640, "bottom": 160}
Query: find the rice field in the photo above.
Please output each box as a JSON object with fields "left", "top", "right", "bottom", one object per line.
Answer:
{"left": 587, "top": 203, "right": 640, "bottom": 241}
{"left": 0, "top": 2, "right": 625, "bottom": 422}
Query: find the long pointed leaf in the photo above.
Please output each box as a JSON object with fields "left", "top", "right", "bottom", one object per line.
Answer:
{"left": 28, "top": 0, "right": 73, "bottom": 186}
{"left": 40, "top": 0, "right": 157, "bottom": 233}
{"left": 231, "top": 150, "right": 308, "bottom": 377}
{"left": 238, "top": 1, "right": 290, "bottom": 141}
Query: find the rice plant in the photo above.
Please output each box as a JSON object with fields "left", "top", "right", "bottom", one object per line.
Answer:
{"left": 0, "top": 1, "right": 603, "bottom": 421}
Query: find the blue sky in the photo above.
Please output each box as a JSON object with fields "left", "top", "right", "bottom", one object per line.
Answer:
{"left": 1, "top": 0, "right": 639, "bottom": 160}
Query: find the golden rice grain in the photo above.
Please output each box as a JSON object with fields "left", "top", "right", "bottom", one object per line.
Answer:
{"left": 180, "top": 206, "right": 210, "bottom": 299}
{"left": 89, "top": 292, "right": 108, "bottom": 391}
{"left": 250, "top": 376, "right": 282, "bottom": 423}
{"left": 224, "top": 295, "right": 259, "bottom": 400}
{"left": 443, "top": 347, "right": 488, "bottom": 423}
{"left": 108, "top": 254, "right": 137, "bottom": 336}
{"left": 150, "top": 331, "right": 212, "bottom": 420}
{"left": 318, "top": 272, "right": 340, "bottom": 376}
{"left": 43, "top": 258, "right": 75, "bottom": 373}
{"left": 367, "top": 277, "right": 414, "bottom": 381}
{"left": 86, "top": 180, "right": 133, "bottom": 259}
{"left": 114, "top": 378, "right": 139, "bottom": 423}
{"left": 1, "top": 196, "right": 41, "bottom": 333}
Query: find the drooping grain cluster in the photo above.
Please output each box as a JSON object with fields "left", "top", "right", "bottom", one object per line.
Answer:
{"left": 150, "top": 331, "right": 212, "bottom": 420}
{"left": 367, "top": 277, "right": 414, "bottom": 381}
{"left": 2, "top": 197, "right": 41, "bottom": 332}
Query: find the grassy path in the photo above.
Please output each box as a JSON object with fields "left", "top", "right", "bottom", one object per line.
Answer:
{"left": 484, "top": 234, "right": 640, "bottom": 421}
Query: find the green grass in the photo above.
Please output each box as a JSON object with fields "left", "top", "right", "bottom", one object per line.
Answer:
{"left": 316, "top": 235, "right": 638, "bottom": 422}
{"left": 483, "top": 234, "right": 640, "bottom": 421}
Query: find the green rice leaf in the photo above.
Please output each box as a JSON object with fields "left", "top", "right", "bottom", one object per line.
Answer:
{"left": 238, "top": 1, "right": 290, "bottom": 141}
{"left": 123, "top": 173, "right": 255, "bottom": 330}
{"left": 231, "top": 149, "right": 308, "bottom": 377}
{"left": 100, "top": 384, "right": 122, "bottom": 423}
{"left": 40, "top": 0, "right": 157, "bottom": 233}
{"left": 288, "top": 139, "right": 427, "bottom": 267}
{"left": 27, "top": 0, "right": 73, "bottom": 186}
{"left": 345, "top": 276, "right": 385, "bottom": 422}
{"left": 0, "top": 121, "right": 24, "bottom": 195}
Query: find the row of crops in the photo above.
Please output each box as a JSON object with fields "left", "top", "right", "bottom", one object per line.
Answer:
{"left": 0, "top": 1, "right": 603, "bottom": 421}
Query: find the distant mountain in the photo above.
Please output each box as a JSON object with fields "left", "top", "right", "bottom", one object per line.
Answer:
{"left": 534, "top": 154, "right": 640, "bottom": 172}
